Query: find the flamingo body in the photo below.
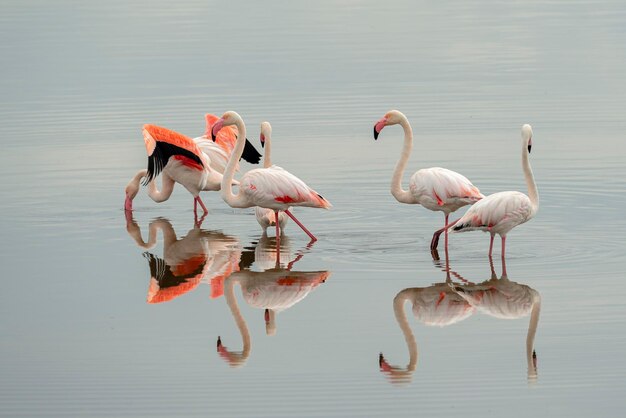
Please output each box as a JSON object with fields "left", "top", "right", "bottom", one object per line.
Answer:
{"left": 451, "top": 191, "right": 536, "bottom": 237}
{"left": 408, "top": 167, "right": 484, "bottom": 213}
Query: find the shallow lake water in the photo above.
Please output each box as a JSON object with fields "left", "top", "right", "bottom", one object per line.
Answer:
{"left": 2, "top": 0, "right": 626, "bottom": 417}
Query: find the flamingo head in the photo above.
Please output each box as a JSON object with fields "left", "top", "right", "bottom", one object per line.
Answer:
{"left": 373, "top": 110, "right": 406, "bottom": 140}
{"left": 259, "top": 121, "right": 272, "bottom": 148}
{"left": 522, "top": 124, "right": 533, "bottom": 154}
{"left": 212, "top": 111, "right": 242, "bottom": 141}
{"left": 124, "top": 179, "right": 140, "bottom": 211}
{"left": 265, "top": 308, "right": 276, "bottom": 336}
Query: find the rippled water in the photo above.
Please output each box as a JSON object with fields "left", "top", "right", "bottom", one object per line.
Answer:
{"left": 2, "top": 0, "right": 626, "bottom": 416}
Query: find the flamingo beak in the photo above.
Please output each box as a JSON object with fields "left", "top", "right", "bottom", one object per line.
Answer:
{"left": 260, "top": 133, "right": 265, "bottom": 148}
{"left": 124, "top": 193, "right": 133, "bottom": 211}
{"left": 211, "top": 119, "right": 224, "bottom": 142}
{"left": 528, "top": 138, "right": 532, "bottom": 154}
{"left": 264, "top": 308, "right": 270, "bottom": 323}
{"left": 373, "top": 117, "right": 387, "bottom": 140}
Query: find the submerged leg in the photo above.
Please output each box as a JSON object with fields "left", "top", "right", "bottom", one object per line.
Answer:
{"left": 284, "top": 209, "right": 317, "bottom": 241}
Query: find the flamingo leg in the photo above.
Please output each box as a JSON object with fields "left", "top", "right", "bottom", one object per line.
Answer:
{"left": 501, "top": 235, "right": 507, "bottom": 261}
{"left": 488, "top": 234, "right": 495, "bottom": 257}
{"left": 284, "top": 209, "right": 317, "bottom": 241}
{"left": 431, "top": 218, "right": 460, "bottom": 251}
{"left": 444, "top": 214, "right": 449, "bottom": 250}
{"left": 275, "top": 210, "right": 281, "bottom": 263}
{"left": 195, "top": 196, "right": 209, "bottom": 214}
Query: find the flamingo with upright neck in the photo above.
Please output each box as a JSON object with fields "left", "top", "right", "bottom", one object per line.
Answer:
{"left": 124, "top": 116, "right": 261, "bottom": 214}
{"left": 373, "top": 110, "right": 484, "bottom": 246}
{"left": 255, "top": 122, "right": 289, "bottom": 234}
{"left": 431, "top": 124, "right": 539, "bottom": 258}
{"left": 212, "top": 111, "right": 331, "bottom": 241}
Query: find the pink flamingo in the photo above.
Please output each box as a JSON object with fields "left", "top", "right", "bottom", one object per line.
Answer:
{"left": 373, "top": 110, "right": 484, "bottom": 245}
{"left": 255, "top": 122, "right": 289, "bottom": 234}
{"left": 124, "top": 116, "right": 261, "bottom": 214}
{"left": 211, "top": 111, "right": 331, "bottom": 241}
{"left": 431, "top": 124, "right": 538, "bottom": 258}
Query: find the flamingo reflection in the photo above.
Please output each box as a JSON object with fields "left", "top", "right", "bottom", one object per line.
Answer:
{"left": 217, "top": 237, "right": 330, "bottom": 368}
{"left": 125, "top": 214, "right": 241, "bottom": 302}
{"left": 380, "top": 257, "right": 540, "bottom": 384}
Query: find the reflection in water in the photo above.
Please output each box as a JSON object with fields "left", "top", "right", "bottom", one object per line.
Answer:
{"left": 217, "top": 237, "right": 330, "bottom": 368}
{"left": 380, "top": 257, "right": 540, "bottom": 385}
{"left": 125, "top": 214, "right": 241, "bottom": 302}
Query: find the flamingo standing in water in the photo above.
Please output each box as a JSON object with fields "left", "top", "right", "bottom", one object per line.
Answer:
{"left": 124, "top": 115, "right": 261, "bottom": 214}
{"left": 255, "top": 122, "right": 289, "bottom": 234}
{"left": 431, "top": 124, "right": 538, "bottom": 258}
{"left": 373, "top": 110, "right": 484, "bottom": 245}
{"left": 211, "top": 111, "right": 331, "bottom": 241}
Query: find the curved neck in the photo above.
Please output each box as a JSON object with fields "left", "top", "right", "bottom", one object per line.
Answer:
{"left": 263, "top": 136, "right": 272, "bottom": 168}
{"left": 393, "top": 289, "right": 418, "bottom": 371}
{"left": 126, "top": 218, "right": 161, "bottom": 250}
{"left": 391, "top": 117, "right": 415, "bottom": 204}
{"left": 224, "top": 277, "right": 251, "bottom": 361}
{"left": 137, "top": 169, "right": 175, "bottom": 203}
{"left": 522, "top": 145, "right": 539, "bottom": 209}
{"left": 221, "top": 119, "right": 250, "bottom": 208}
{"left": 526, "top": 297, "right": 541, "bottom": 379}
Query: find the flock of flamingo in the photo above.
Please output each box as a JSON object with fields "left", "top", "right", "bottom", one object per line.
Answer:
{"left": 125, "top": 110, "right": 538, "bottom": 257}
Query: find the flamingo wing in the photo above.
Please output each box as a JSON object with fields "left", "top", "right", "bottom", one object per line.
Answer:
{"left": 194, "top": 136, "right": 235, "bottom": 174}
{"left": 144, "top": 252, "right": 204, "bottom": 303}
{"left": 142, "top": 124, "right": 207, "bottom": 184}
{"left": 453, "top": 191, "right": 532, "bottom": 232}
{"left": 204, "top": 114, "right": 262, "bottom": 165}
{"left": 411, "top": 167, "right": 483, "bottom": 206}
{"left": 241, "top": 166, "right": 331, "bottom": 209}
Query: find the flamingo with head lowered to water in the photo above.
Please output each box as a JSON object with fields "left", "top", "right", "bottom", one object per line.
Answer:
{"left": 124, "top": 115, "right": 261, "bottom": 214}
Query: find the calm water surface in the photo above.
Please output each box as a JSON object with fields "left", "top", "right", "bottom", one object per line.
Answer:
{"left": 1, "top": 0, "right": 626, "bottom": 417}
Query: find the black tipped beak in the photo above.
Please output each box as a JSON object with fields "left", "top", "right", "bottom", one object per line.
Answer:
{"left": 211, "top": 132, "right": 217, "bottom": 142}
{"left": 260, "top": 141, "right": 265, "bottom": 148}
{"left": 528, "top": 144, "right": 532, "bottom": 153}
{"left": 373, "top": 125, "right": 379, "bottom": 140}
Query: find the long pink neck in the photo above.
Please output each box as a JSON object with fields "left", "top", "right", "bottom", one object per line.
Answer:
{"left": 263, "top": 135, "right": 272, "bottom": 168}
{"left": 391, "top": 117, "right": 415, "bottom": 204}
{"left": 522, "top": 143, "right": 539, "bottom": 211}
{"left": 221, "top": 118, "right": 251, "bottom": 208}
{"left": 392, "top": 289, "right": 418, "bottom": 371}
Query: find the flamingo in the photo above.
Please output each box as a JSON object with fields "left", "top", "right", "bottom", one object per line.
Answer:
{"left": 125, "top": 215, "right": 241, "bottom": 302}
{"left": 255, "top": 122, "right": 289, "bottom": 234}
{"left": 211, "top": 111, "right": 331, "bottom": 242}
{"left": 373, "top": 110, "right": 484, "bottom": 246}
{"left": 124, "top": 116, "right": 261, "bottom": 214}
{"left": 431, "top": 124, "right": 538, "bottom": 258}
{"left": 217, "top": 237, "right": 329, "bottom": 367}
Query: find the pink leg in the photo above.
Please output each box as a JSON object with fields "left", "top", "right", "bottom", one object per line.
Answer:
{"left": 194, "top": 197, "right": 198, "bottom": 213}
{"left": 284, "top": 209, "right": 317, "bottom": 241}
{"left": 444, "top": 214, "right": 449, "bottom": 250}
{"left": 195, "top": 196, "right": 208, "bottom": 214}
{"left": 501, "top": 249, "right": 508, "bottom": 278}
{"left": 275, "top": 211, "right": 281, "bottom": 263}
{"left": 501, "top": 235, "right": 507, "bottom": 261}
{"left": 488, "top": 234, "right": 495, "bottom": 257}
{"left": 431, "top": 218, "right": 460, "bottom": 251}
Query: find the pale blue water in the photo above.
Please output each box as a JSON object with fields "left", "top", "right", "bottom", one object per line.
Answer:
{"left": 1, "top": 0, "right": 626, "bottom": 417}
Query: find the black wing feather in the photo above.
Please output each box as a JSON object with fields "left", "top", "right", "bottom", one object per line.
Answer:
{"left": 143, "top": 142, "right": 204, "bottom": 186}
{"left": 241, "top": 138, "right": 262, "bottom": 164}
{"left": 143, "top": 252, "right": 206, "bottom": 286}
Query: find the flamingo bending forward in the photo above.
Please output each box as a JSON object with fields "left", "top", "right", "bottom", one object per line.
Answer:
{"left": 255, "top": 122, "right": 289, "bottom": 234}
{"left": 431, "top": 124, "right": 539, "bottom": 257}
{"left": 124, "top": 116, "right": 261, "bottom": 214}
{"left": 373, "top": 110, "right": 484, "bottom": 244}
{"left": 211, "top": 111, "right": 331, "bottom": 241}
